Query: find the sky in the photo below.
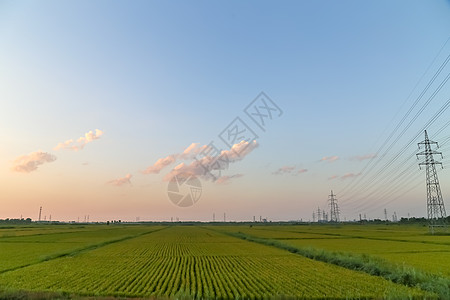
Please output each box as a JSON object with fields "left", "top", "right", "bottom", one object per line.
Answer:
{"left": 1, "top": 0, "right": 450, "bottom": 222}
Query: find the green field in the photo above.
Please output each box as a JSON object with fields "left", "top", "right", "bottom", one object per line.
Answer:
{"left": 0, "top": 224, "right": 448, "bottom": 299}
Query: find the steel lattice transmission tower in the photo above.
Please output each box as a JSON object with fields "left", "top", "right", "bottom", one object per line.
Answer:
{"left": 417, "top": 130, "right": 447, "bottom": 234}
{"left": 329, "top": 190, "right": 340, "bottom": 222}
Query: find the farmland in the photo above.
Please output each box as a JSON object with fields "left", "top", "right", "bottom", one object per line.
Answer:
{"left": 219, "top": 224, "right": 450, "bottom": 277}
{"left": 0, "top": 224, "right": 447, "bottom": 299}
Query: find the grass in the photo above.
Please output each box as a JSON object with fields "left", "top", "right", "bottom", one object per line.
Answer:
{"left": 0, "top": 225, "right": 430, "bottom": 299}
{"left": 222, "top": 229, "right": 450, "bottom": 299}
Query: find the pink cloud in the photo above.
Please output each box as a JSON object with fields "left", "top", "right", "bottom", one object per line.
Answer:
{"left": 107, "top": 174, "right": 132, "bottom": 186}
{"left": 272, "top": 166, "right": 308, "bottom": 176}
{"left": 328, "top": 175, "right": 339, "bottom": 180}
{"left": 54, "top": 129, "right": 103, "bottom": 151}
{"left": 162, "top": 140, "right": 258, "bottom": 182}
{"left": 340, "top": 172, "right": 361, "bottom": 180}
{"left": 295, "top": 168, "right": 308, "bottom": 175}
{"left": 272, "top": 166, "right": 295, "bottom": 175}
{"left": 320, "top": 156, "right": 339, "bottom": 163}
{"left": 216, "top": 174, "right": 244, "bottom": 184}
{"left": 12, "top": 151, "right": 57, "bottom": 173}
{"left": 143, "top": 155, "right": 177, "bottom": 174}
{"left": 179, "top": 143, "right": 208, "bottom": 159}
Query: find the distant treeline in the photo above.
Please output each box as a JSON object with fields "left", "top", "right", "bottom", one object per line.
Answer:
{"left": 0, "top": 218, "right": 32, "bottom": 225}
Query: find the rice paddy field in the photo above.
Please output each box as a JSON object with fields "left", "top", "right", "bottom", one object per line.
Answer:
{"left": 0, "top": 224, "right": 448, "bottom": 299}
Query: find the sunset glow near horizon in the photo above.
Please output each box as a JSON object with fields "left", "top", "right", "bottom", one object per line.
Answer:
{"left": 1, "top": 1, "right": 450, "bottom": 222}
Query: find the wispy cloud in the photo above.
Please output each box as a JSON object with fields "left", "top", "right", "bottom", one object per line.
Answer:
{"left": 272, "top": 166, "right": 308, "bottom": 176}
{"left": 143, "top": 155, "right": 177, "bottom": 174}
{"left": 296, "top": 168, "right": 308, "bottom": 175}
{"left": 320, "top": 156, "right": 339, "bottom": 163}
{"left": 351, "top": 153, "right": 376, "bottom": 161}
{"left": 107, "top": 174, "right": 132, "bottom": 186}
{"left": 216, "top": 174, "right": 244, "bottom": 184}
{"left": 328, "top": 173, "right": 360, "bottom": 180}
{"left": 12, "top": 151, "right": 57, "bottom": 173}
{"left": 272, "top": 165, "right": 295, "bottom": 175}
{"left": 54, "top": 129, "right": 104, "bottom": 151}
{"left": 341, "top": 172, "right": 361, "bottom": 180}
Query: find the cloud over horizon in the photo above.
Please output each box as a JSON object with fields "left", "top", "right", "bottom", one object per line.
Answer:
{"left": 12, "top": 151, "right": 57, "bottom": 173}
{"left": 54, "top": 129, "right": 104, "bottom": 151}
{"left": 216, "top": 174, "right": 244, "bottom": 184}
{"left": 272, "top": 165, "right": 308, "bottom": 176}
{"left": 145, "top": 140, "right": 258, "bottom": 184}
{"left": 164, "top": 140, "right": 258, "bottom": 183}
{"left": 329, "top": 173, "right": 361, "bottom": 180}
{"left": 107, "top": 174, "right": 132, "bottom": 186}
{"left": 142, "top": 155, "right": 177, "bottom": 174}
{"left": 341, "top": 172, "right": 361, "bottom": 180}
{"left": 320, "top": 156, "right": 339, "bottom": 163}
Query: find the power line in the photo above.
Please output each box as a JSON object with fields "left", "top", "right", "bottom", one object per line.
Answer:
{"left": 339, "top": 40, "right": 450, "bottom": 199}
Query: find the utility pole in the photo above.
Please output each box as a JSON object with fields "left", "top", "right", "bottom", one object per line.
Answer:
{"left": 224, "top": 213, "right": 226, "bottom": 222}
{"left": 213, "top": 213, "right": 215, "bottom": 222}
{"left": 38, "top": 206, "right": 42, "bottom": 222}
{"left": 417, "top": 130, "right": 447, "bottom": 234}
{"left": 312, "top": 212, "right": 316, "bottom": 223}
{"left": 384, "top": 208, "right": 388, "bottom": 221}
{"left": 317, "top": 207, "right": 321, "bottom": 222}
{"left": 329, "top": 190, "right": 340, "bottom": 222}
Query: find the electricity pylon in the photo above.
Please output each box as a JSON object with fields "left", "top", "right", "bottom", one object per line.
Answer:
{"left": 417, "top": 130, "right": 447, "bottom": 234}
{"left": 329, "top": 190, "right": 340, "bottom": 222}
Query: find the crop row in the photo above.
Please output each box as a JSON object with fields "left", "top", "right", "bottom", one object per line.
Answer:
{"left": 0, "top": 226, "right": 427, "bottom": 299}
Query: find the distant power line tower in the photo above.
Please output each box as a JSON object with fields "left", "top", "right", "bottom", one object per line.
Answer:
{"left": 417, "top": 130, "right": 447, "bottom": 234}
{"left": 317, "top": 207, "right": 321, "bottom": 222}
{"left": 329, "top": 190, "right": 340, "bottom": 222}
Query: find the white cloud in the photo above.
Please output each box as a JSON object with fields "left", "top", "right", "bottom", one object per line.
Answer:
{"left": 54, "top": 129, "right": 104, "bottom": 151}
{"left": 320, "top": 156, "right": 339, "bottom": 163}
{"left": 12, "top": 151, "right": 57, "bottom": 173}
{"left": 107, "top": 174, "right": 132, "bottom": 186}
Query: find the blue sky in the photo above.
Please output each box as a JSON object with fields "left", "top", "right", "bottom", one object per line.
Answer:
{"left": 1, "top": 0, "right": 450, "bottom": 222}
